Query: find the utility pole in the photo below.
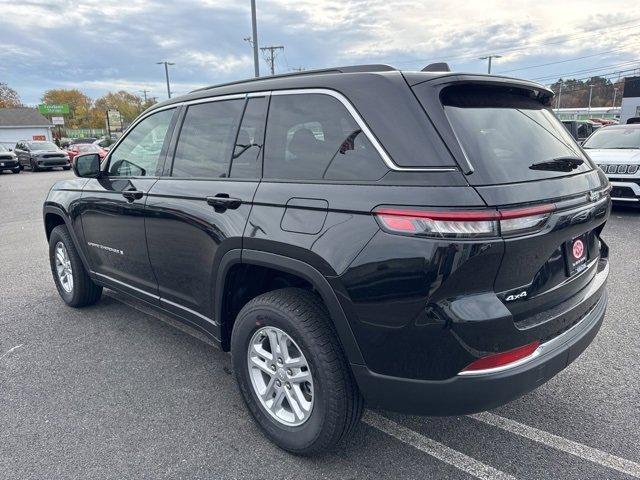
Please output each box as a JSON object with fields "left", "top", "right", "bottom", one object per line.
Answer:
{"left": 139, "top": 89, "right": 150, "bottom": 102}
{"left": 556, "top": 81, "right": 564, "bottom": 111}
{"left": 156, "top": 61, "right": 175, "bottom": 99}
{"left": 260, "top": 45, "right": 284, "bottom": 75}
{"left": 613, "top": 87, "right": 619, "bottom": 108}
{"left": 587, "top": 84, "right": 594, "bottom": 116}
{"left": 479, "top": 55, "right": 502, "bottom": 74}
{"left": 250, "top": 0, "right": 260, "bottom": 77}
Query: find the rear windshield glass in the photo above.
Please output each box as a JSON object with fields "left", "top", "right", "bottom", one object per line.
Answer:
{"left": 583, "top": 127, "right": 640, "bottom": 149}
{"left": 442, "top": 85, "right": 592, "bottom": 185}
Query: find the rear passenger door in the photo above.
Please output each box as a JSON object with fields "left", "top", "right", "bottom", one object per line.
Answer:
{"left": 145, "top": 95, "right": 267, "bottom": 335}
{"left": 245, "top": 91, "right": 389, "bottom": 274}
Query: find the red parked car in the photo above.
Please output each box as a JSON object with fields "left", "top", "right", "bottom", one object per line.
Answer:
{"left": 66, "top": 143, "right": 107, "bottom": 162}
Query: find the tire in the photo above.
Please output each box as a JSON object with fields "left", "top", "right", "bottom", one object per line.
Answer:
{"left": 12, "top": 167, "right": 20, "bottom": 174}
{"left": 231, "top": 288, "right": 363, "bottom": 455}
{"left": 49, "top": 225, "right": 102, "bottom": 307}
{"left": 30, "top": 159, "right": 40, "bottom": 172}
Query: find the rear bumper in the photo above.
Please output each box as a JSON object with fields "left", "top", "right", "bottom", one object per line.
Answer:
{"left": 352, "top": 287, "right": 607, "bottom": 416}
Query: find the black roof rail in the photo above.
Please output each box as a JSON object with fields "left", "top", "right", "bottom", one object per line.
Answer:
{"left": 191, "top": 64, "right": 397, "bottom": 93}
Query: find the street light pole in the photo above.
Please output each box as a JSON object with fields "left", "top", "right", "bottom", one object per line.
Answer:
{"left": 156, "top": 61, "right": 175, "bottom": 99}
{"left": 613, "top": 87, "right": 619, "bottom": 108}
{"left": 250, "top": 0, "right": 260, "bottom": 77}
{"left": 479, "top": 55, "right": 502, "bottom": 74}
{"left": 587, "top": 84, "right": 594, "bottom": 116}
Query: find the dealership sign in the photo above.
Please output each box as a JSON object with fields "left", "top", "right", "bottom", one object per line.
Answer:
{"left": 38, "top": 104, "right": 70, "bottom": 115}
{"left": 107, "top": 109, "right": 123, "bottom": 131}
{"left": 51, "top": 116, "right": 65, "bottom": 125}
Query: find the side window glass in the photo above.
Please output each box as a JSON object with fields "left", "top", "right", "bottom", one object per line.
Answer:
{"left": 172, "top": 99, "right": 244, "bottom": 178}
{"left": 263, "top": 94, "right": 388, "bottom": 181}
{"left": 577, "top": 123, "right": 589, "bottom": 139}
{"left": 108, "top": 109, "right": 174, "bottom": 177}
{"left": 230, "top": 97, "right": 267, "bottom": 178}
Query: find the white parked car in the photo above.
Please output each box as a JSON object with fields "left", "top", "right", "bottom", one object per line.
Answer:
{"left": 583, "top": 124, "right": 640, "bottom": 204}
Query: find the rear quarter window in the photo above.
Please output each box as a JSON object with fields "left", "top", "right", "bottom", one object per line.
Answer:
{"left": 440, "top": 85, "right": 593, "bottom": 185}
{"left": 263, "top": 93, "right": 388, "bottom": 181}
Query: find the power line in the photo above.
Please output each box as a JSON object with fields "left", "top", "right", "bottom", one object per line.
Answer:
{"left": 391, "top": 18, "right": 640, "bottom": 68}
{"left": 546, "top": 70, "right": 637, "bottom": 95}
{"left": 532, "top": 59, "right": 640, "bottom": 81}
{"left": 497, "top": 43, "right": 639, "bottom": 74}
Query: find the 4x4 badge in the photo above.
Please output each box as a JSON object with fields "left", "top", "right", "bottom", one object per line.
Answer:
{"left": 505, "top": 290, "right": 528, "bottom": 302}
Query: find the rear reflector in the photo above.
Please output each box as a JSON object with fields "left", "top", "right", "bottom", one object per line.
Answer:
{"left": 460, "top": 340, "right": 541, "bottom": 374}
{"left": 374, "top": 204, "right": 555, "bottom": 238}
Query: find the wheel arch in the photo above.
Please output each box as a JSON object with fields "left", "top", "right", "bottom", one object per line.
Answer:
{"left": 216, "top": 249, "right": 365, "bottom": 366}
{"left": 43, "top": 205, "right": 92, "bottom": 274}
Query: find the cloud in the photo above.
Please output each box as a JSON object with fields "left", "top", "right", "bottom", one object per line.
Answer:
{"left": 2, "top": 0, "right": 640, "bottom": 104}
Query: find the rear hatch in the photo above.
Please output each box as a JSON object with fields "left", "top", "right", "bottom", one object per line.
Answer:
{"left": 410, "top": 77, "right": 610, "bottom": 337}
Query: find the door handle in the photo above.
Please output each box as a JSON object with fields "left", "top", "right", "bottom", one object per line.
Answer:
{"left": 122, "top": 190, "right": 144, "bottom": 202}
{"left": 206, "top": 194, "right": 242, "bottom": 211}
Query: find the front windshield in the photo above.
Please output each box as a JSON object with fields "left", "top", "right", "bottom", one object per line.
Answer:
{"left": 28, "top": 141, "right": 58, "bottom": 151}
{"left": 583, "top": 127, "right": 640, "bottom": 149}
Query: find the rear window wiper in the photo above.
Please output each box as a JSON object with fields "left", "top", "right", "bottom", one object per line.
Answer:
{"left": 529, "top": 156, "right": 584, "bottom": 172}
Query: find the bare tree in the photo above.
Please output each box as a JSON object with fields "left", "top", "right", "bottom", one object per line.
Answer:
{"left": 0, "top": 83, "right": 21, "bottom": 108}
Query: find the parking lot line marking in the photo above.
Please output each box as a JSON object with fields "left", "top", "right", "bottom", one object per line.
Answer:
{"left": 0, "top": 344, "right": 23, "bottom": 360}
{"left": 471, "top": 412, "right": 640, "bottom": 478}
{"left": 363, "top": 412, "right": 516, "bottom": 480}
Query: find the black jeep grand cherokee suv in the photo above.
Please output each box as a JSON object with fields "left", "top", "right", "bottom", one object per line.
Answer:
{"left": 43, "top": 65, "right": 610, "bottom": 454}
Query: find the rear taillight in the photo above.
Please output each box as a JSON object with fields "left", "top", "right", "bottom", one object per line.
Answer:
{"left": 459, "top": 340, "right": 540, "bottom": 374}
{"left": 374, "top": 204, "right": 555, "bottom": 239}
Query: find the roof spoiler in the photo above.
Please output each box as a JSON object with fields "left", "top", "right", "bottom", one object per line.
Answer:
{"left": 421, "top": 62, "right": 451, "bottom": 72}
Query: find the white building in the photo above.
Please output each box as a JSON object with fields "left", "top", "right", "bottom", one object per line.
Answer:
{"left": 0, "top": 108, "right": 53, "bottom": 146}
{"left": 554, "top": 107, "right": 620, "bottom": 122}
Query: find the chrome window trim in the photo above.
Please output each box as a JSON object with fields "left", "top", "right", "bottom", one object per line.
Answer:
{"left": 94, "top": 272, "right": 217, "bottom": 324}
{"left": 102, "top": 104, "right": 179, "bottom": 173}
{"left": 269, "top": 88, "right": 457, "bottom": 172}
{"left": 160, "top": 297, "right": 217, "bottom": 325}
{"left": 114, "top": 89, "right": 457, "bottom": 174}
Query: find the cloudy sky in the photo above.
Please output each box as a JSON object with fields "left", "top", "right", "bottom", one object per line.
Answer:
{"left": 2, "top": 0, "right": 640, "bottom": 104}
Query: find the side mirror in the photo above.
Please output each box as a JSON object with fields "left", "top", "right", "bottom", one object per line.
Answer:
{"left": 73, "top": 153, "right": 101, "bottom": 178}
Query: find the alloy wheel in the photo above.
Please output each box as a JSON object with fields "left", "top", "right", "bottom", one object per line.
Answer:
{"left": 247, "top": 326, "right": 314, "bottom": 426}
{"left": 54, "top": 242, "right": 74, "bottom": 293}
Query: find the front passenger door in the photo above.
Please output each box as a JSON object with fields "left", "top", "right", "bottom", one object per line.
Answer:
{"left": 145, "top": 96, "right": 266, "bottom": 333}
{"left": 79, "top": 108, "right": 177, "bottom": 299}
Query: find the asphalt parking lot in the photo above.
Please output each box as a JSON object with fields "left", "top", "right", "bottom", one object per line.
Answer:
{"left": 1, "top": 169, "right": 639, "bottom": 480}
